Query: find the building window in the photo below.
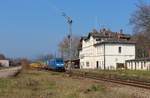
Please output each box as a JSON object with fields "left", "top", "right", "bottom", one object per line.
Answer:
{"left": 86, "top": 62, "right": 89, "bottom": 67}
{"left": 118, "top": 47, "right": 122, "bottom": 53}
{"left": 131, "top": 62, "right": 133, "bottom": 70}
{"left": 135, "top": 62, "right": 137, "bottom": 70}
{"left": 137, "top": 62, "right": 139, "bottom": 68}
{"left": 144, "top": 62, "right": 146, "bottom": 67}
{"left": 141, "top": 62, "right": 143, "bottom": 69}
{"left": 96, "top": 61, "right": 99, "bottom": 69}
{"left": 129, "top": 62, "right": 130, "bottom": 68}
{"left": 96, "top": 38, "right": 101, "bottom": 41}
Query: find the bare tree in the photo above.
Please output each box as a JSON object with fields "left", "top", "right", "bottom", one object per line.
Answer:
{"left": 13, "top": 58, "right": 31, "bottom": 69}
{"left": 130, "top": 2, "right": 150, "bottom": 58}
{"left": 0, "top": 54, "right": 6, "bottom": 60}
{"left": 130, "top": 2, "right": 150, "bottom": 36}
{"left": 58, "top": 35, "right": 80, "bottom": 60}
{"left": 131, "top": 34, "right": 149, "bottom": 58}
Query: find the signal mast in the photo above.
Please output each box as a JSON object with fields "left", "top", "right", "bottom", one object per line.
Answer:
{"left": 62, "top": 12, "right": 73, "bottom": 72}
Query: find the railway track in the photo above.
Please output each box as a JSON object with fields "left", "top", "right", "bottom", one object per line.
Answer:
{"left": 69, "top": 70, "right": 150, "bottom": 90}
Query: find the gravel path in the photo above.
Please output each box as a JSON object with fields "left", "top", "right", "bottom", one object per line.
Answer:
{"left": 0, "top": 66, "right": 22, "bottom": 78}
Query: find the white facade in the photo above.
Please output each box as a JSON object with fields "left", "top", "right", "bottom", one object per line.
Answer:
{"left": 126, "top": 60, "right": 150, "bottom": 70}
{"left": 0, "top": 60, "right": 9, "bottom": 67}
{"left": 79, "top": 35, "right": 135, "bottom": 70}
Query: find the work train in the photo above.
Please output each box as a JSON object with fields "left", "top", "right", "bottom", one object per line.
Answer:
{"left": 30, "top": 58, "right": 65, "bottom": 71}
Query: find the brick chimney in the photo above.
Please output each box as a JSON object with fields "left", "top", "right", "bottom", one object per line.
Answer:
{"left": 116, "top": 32, "right": 121, "bottom": 40}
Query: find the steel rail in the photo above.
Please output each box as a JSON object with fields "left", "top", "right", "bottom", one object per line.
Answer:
{"left": 70, "top": 71, "right": 150, "bottom": 90}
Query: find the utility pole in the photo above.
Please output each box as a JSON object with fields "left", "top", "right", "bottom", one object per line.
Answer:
{"left": 62, "top": 12, "right": 73, "bottom": 72}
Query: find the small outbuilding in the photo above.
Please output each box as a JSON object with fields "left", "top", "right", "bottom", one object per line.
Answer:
{"left": 65, "top": 59, "right": 80, "bottom": 69}
{"left": 126, "top": 58, "right": 150, "bottom": 70}
{"left": 0, "top": 60, "right": 10, "bottom": 67}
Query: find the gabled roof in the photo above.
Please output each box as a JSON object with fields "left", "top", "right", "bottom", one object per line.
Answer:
{"left": 79, "top": 28, "right": 135, "bottom": 50}
{"left": 80, "top": 29, "right": 131, "bottom": 42}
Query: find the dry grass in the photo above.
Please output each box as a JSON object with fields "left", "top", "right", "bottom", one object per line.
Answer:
{"left": 0, "top": 70, "right": 145, "bottom": 98}
{"left": 79, "top": 69, "right": 150, "bottom": 82}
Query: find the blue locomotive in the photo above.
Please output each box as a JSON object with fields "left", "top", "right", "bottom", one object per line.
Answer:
{"left": 45, "top": 58, "right": 65, "bottom": 71}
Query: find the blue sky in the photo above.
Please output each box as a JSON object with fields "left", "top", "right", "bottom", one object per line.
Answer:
{"left": 0, "top": 0, "right": 149, "bottom": 59}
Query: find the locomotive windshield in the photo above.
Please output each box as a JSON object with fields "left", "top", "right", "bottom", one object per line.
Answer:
{"left": 56, "top": 59, "right": 63, "bottom": 63}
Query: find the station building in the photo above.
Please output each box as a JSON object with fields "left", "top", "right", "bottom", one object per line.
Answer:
{"left": 79, "top": 29, "right": 136, "bottom": 70}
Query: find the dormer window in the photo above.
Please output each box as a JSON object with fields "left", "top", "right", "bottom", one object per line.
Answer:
{"left": 96, "top": 39, "right": 101, "bottom": 41}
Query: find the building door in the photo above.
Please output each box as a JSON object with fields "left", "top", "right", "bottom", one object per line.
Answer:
{"left": 96, "top": 61, "right": 99, "bottom": 69}
{"left": 116, "top": 63, "right": 124, "bottom": 69}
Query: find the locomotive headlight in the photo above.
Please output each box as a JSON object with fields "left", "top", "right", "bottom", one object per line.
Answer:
{"left": 56, "top": 64, "right": 60, "bottom": 66}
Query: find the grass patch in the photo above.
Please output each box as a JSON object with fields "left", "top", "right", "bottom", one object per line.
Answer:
{"left": 0, "top": 70, "right": 144, "bottom": 98}
{"left": 66, "top": 93, "right": 78, "bottom": 98}
{"left": 0, "top": 79, "right": 10, "bottom": 89}
{"left": 84, "top": 84, "right": 106, "bottom": 94}
{"left": 47, "top": 82, "right": 56, "bottom": 90}
{"left": 14, "top": 77, "right": 39, "bottom": 90}
{"left": 50, "top": 72, "right": 62, "bottom": 75}
{"left": 79, "top": 69, "right": 150, "bottom": 82}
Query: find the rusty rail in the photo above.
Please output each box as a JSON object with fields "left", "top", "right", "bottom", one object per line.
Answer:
{"left": 69, "top": 70, "right": 150, "bottom": 90}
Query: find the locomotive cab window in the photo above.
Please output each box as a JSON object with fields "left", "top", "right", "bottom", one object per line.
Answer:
{"left": 56, "top": 59, "right": 63, "bottom": 63}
